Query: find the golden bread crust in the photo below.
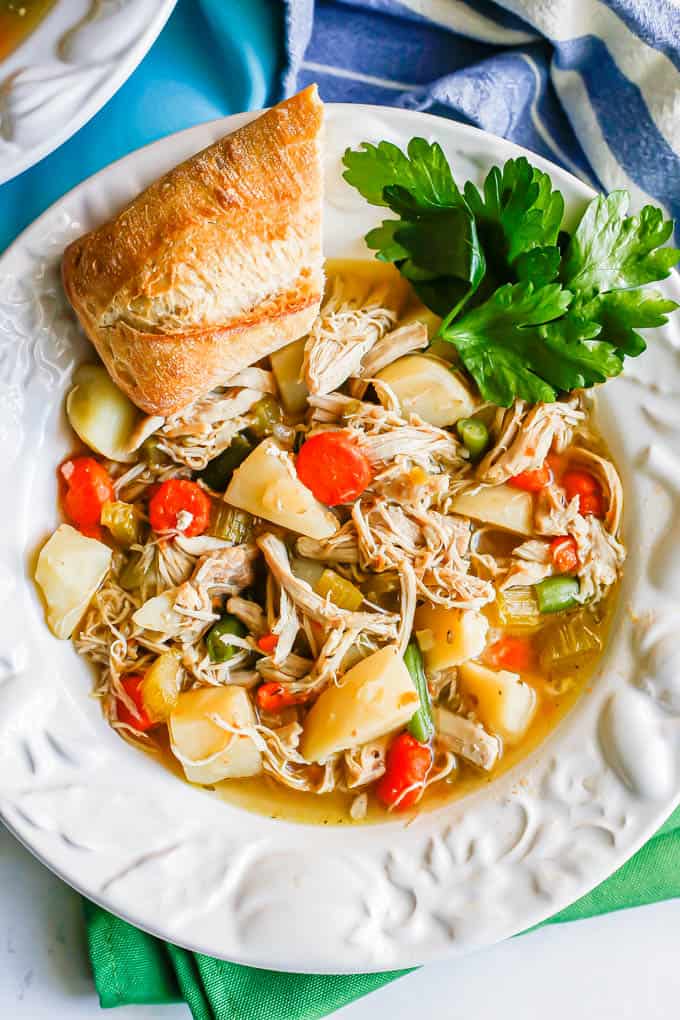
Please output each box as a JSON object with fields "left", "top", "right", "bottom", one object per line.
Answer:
{"left": 62, "top": 85, "right": 324, "bottom": 415}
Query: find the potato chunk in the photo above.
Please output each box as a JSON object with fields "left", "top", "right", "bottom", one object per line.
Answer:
{"left": 35, "top": 524, "right": 111, "bottom": 639}
{"left": 415, "top": 605, "right": 488, "bottom": 672}
{"left": 169, "top": 687, "right": 262, "bottom": 785}
{"left": 300, "top": 645, "right": 418, "bottom": 763}
{"left": 225, "top": 438, "right": 338, "bottom": 540}
{"left": 458, "top": 661, "right": 536, "bottom": 743}
{"left": 142, "top": 652, "right": 182, "bottom": 723}
{"left": 66, "top": 363, "right": 141, "bottom": 462}
{"left": 271, "top": 338, "right": 309, "bottom": 414}
{"left": 450, "top": 484, "right": 534, "bottom": 535}
{"left": 132, "top": 590, "right": 183, "bottom": 636}
{"left": 375, "top": 354, "right": 477, "bottom": 428}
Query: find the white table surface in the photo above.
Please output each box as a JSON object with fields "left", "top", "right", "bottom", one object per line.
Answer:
{"left": 2, "top": 821, "right": 679, "bottom": 1020}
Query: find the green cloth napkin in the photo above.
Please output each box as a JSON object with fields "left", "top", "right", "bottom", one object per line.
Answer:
{"left": 85, "top": 806, "right": 680, "bottom": 1017}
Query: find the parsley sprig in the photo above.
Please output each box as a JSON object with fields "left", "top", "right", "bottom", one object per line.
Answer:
{"left": 342, "top": 139, "right": 679, "bottom": 405}
{"left": 344, "top": 139, "right": 485, "bottom": 318}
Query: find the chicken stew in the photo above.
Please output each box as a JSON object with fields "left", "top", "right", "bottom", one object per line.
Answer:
{"left": 37, "top": 259, "right": 624, "bottom": 822}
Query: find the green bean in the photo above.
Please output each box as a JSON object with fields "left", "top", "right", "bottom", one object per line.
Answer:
{"left": 456, "top": 417, "right": 490, "bottom": 460}
{"left": 535, "top": 576, "right": 580, "bottom": 614}
{"left": 405, "top": 641, "right": 434, "bottom": 743}
{"left": 206, "top": 615, "right": 247, "bottom": 663}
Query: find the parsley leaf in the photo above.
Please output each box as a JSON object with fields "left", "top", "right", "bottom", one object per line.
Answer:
{"left": 561, "top": 192, "right": 680, "bottom": 297}
{"left": 463, "top": 157, "right": 564, "bottom": 282}
{"left": 342, "top": 138, "right": 461, "bottom": 209}
{"left": 439, "top": 283, "right": 625, "bottom": 405}
{"left": 344, "top": 135, "right": 679, "bottom": 407}
{"left": 364, "top": 220, "right": 410, "bottom": 263}
{"left": 514, "top": 245, "right": 562, "bottom": 287}
{"left": 537, "top": 313, "right": 624, "bottom": 390}
{"left": 343, "top": 138, "right": 485, "bottom": 318}
{"left": 578, "top": 289, "right": 679, "bottom": 357}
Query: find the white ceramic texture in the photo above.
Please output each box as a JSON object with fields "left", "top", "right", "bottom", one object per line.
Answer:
{"left": 0, "top": 104, "right": 679, "bottom": 973}
{"left": 0, "top": 0, "right": 177, "bottom": 184}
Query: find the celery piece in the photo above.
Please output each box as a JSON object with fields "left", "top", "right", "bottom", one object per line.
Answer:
{"left": 291, "top": 556, "right": 325, "bottom": 589}
{"left": 362, "top": 571, "right": 400, "bottom": 606}
{"left": 538, "top": 610, "right": 602, "bottom": 672}
{"left": 141, "top": 652, "right": 182, "bottom": 722}
{"left": 208, "top": 504, "right": 254, "bottom": 544}
{"left": 118, "top": 550, "right": 154, "bottom": 592}
{"left": 316, "top": 569, "right": 364, "bottom": 611}
{"left": 140, "top": 437, "right": 170, "bottom": 468}
{"left": 497, "top": 585, "right": 541, "bottom": 628}
{"left": 101, "top": 500, "right": 144, "bottom": 547}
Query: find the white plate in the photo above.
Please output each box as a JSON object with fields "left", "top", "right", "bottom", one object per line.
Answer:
{"left": 0, "top": 105, "right": 679, "bottom": 973}
{"left": 0, "top": 0, "right": 177, "bottom": 184}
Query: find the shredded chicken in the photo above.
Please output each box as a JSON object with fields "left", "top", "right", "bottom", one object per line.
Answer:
{"left": 435, "top": 709, "right": 501, "bottom": 771}
{"left": 297, "top": 526, "right": 361, "bottom": 564}
{"left": 572, "top": 515, "right": 626, "bottom": 602}
{"left": 302, "top": 276, "right": 397, "bottom": 394}
{"left": 64, "top": 273, "right": 624, "bottom": 821}
{"left": 257, "top": 653, "right": 314, "bottom": 685}
{"left": 257, "top": 532, "right": 399, "bottom": 690}
{"left": 257, "top": 533, "right": 399, "bottom": 637}
{"left": 152, "top": 383, "right": 272, "bottom": 469}
{"left": 191, "top": 544, "right": 258, "bottom": 595}
{"left": 299, "top": 497, "right": 492, "bottom": 610}
{"left": 226, "top": 596, "right": 267, "bottom": 636}
{"left": 534, "top": 482, "right": 581, "bottom": 536}
{"left": 225, "top": 367, "right": 276, "bottom": 392}
{"left": 372, "top": 464, "right": 449, "bottom": 508}
{"left": 307, "top": 392, "right": 464, "bottom": 473}
{"left": 349, "top": 321, "right": 428, "bottom": 398}
{"left": 352, "top": 499, "right": 494, "bottom": 609}
{"left": 344, "top": 737, "right": 389, "bottom": 788}
{"left": 477, "top": 396, "right": 585, "bottom": 484}
{"left": 271, "top": 583, "right": 300, "bottom": 665}
{"left": 500, "top": 539, "right": 553, "bottom": 590}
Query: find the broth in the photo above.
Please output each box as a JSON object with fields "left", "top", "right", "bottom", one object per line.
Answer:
{"left": 0, "top": 0, "right": 56, "bottom": 61}
{"left": 213, "top": 590, "right": 616, "bottom": 824}
{"left": 74, "top": 256, "right": 620, "bottom": 826}
{"left": 209, "top": 259, "right": 619, "bottom": 824}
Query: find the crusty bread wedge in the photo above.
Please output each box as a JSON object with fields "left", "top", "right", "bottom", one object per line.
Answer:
{"left": 62, "top": 86, "right": 324, "bottom": 416}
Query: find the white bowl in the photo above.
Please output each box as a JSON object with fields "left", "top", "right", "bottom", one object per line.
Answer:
{"left": 0, "top": 104, "right": 679, "bottom": 973}
{"left": 0, "top": 0, "right": 177, "bottom": 184}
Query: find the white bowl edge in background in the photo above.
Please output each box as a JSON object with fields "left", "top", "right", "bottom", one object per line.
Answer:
{"left": 0, "top": 0, "right": 177, "bottom": 185}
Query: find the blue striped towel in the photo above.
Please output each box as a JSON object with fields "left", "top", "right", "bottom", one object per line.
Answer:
{"left": 280, "top": 0, "right": 680, "bottom": 223}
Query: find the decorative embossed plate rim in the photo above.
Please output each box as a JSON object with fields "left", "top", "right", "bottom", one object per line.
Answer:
{"left": 0, "top": 0, "right": 177, "bottom": 184}
{"left": 1, "top": 105, "right": 680, "bottom": 973}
